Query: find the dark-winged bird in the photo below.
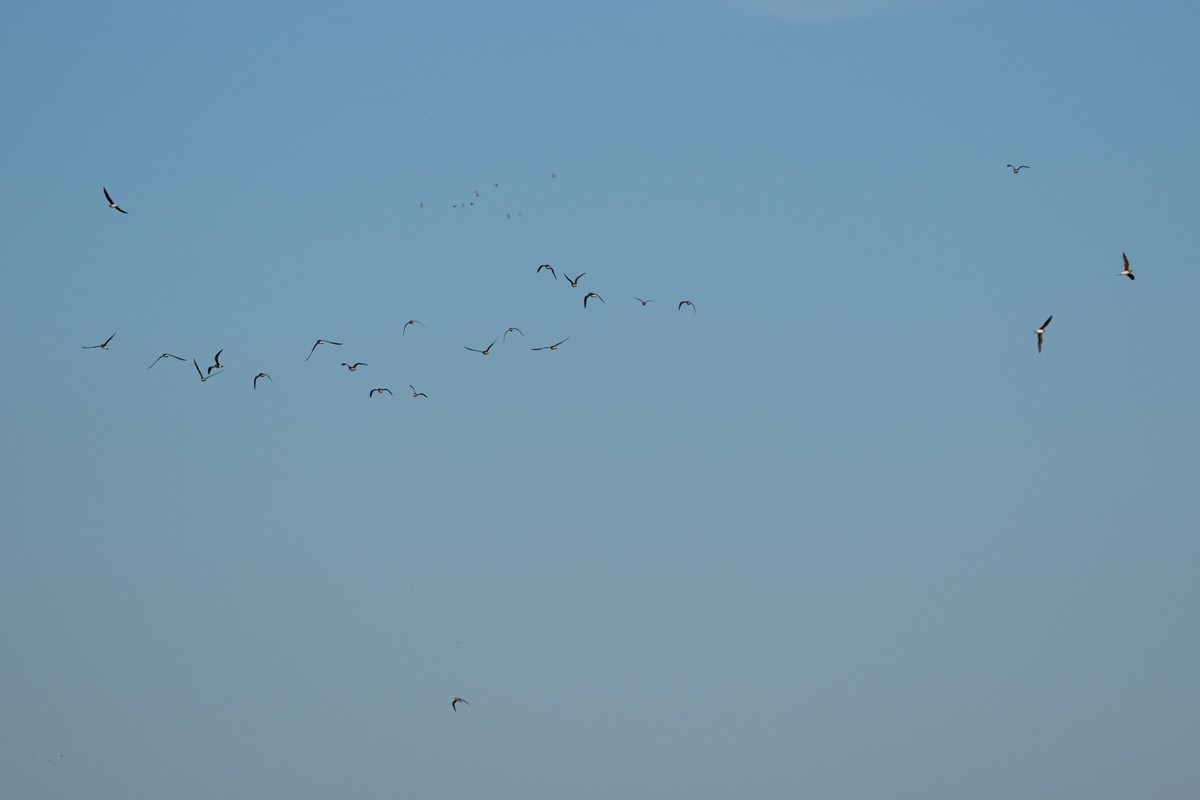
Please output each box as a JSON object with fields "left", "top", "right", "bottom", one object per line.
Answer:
{"left": 634, "top": 297, "right": 652, "bottom": 306}
{"left": 565, "top": 272, "right": 586, "bottom": 287}
{"left": 583, "top": 292, "right": 604, "bottom": 308}
{"left": 409, "top": 385, "right": 428, "bottom": 398}
{"left": 193, "top": 358, "right": 221, "bottom": 382}
{"left": 1119, "top": 252, "right": 1135, "bottom": 280}
{"left": 342, "top": 362, "right": 367, "bottom": 372}
{"left": 82, "top": 331, "right": 117, "bottom": 350}
{"left": 531, "top": 336, "right": 570, "bottom": 351}
{"left": 1007, "top": 164, "right": 1030, "bottom": 173}
{"left": 452, "top": 697, "right": 469, "bottom": 711}
{"left": 369, "top": 387, "right": 393, "bottom": 397}
{"left": 103, "top": 187, "right": 127, "bottom": 213}
{"left": 403, "top": 320, "right": 426, "bottom": 336}
{"left": 537, "top": 264, "right": 556, "bottom": 279}
{"left": 1034, "top": 315, "right": 1053, "bottom": 353}
{"left": 464, "top": 338, "right": 498, "bottom": 356}
{"left": 253, "top": 372, "right": 273, "bottom": 390}
{"left": 148, "top": 353, "right": 185, "bottom": 369}
{"left": 305, "top": 339, "right": 343, "bottom": 361}
{"left": 503, "top": 326, "right": 524, "bottom": 342}
{"left": 207, "top": 350, "right": 224, "bottom": 375}
{"left": 678, "top": 300, "right": 696, "bottom": 313}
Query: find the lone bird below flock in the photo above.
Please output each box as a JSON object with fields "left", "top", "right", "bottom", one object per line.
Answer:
{"left": 452, "top": 697, "right": 469, "bottom": 711}
{"left": 305, "top": 339, "right": 343, "bottom": 361}
{"left": 1119, "top": 253, "right": 1135, "bottom": 280}
{"left": 1007, "top": 164, "right": 1030, "bottom": 173}
{"left": 82, "top": 331, "right": 116, "bottom": 350}
{"left": 1035, "top": 315, "right": 1053, "bottom": 353}
{"left": 103, "top": 187, "right": 127, "bottom": 213}
{"left": 253, "top": 372, "right": 272, "bottom": 390}
{"left": 583, "top": 292, "right": 604, "bottom": 308}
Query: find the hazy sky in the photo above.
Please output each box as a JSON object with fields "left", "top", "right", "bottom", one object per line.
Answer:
{"left": 2, "top": 1, "right": 1198, "bottom": 798}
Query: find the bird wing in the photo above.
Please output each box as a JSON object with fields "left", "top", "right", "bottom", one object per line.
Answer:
{"left": 1042, "top": 315, "right": 1053, "bottom": 329}
{"left": 1123, "top": 252, "right": 1130, "bottom": 269}
{"left": 103, "top": 332, "right": 116, "bottom": 346}
{"left": 194, "top": 359, "right": 204, "bottom": 378}
{"left": 305, "top": 341, "right": 320, "bottom": 360}
{"left": 464, "top": 346, "right": 483, "bottom": 353}
{"left": 103, "top": 187, "right": 114, "bottom": 204}
{"left": 148, "top": 355, "right": 164, "bottom": 369}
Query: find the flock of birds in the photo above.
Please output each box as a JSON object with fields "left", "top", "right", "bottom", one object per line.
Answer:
{"left": 85, "top": 186, "right": 700, "bottom": 403}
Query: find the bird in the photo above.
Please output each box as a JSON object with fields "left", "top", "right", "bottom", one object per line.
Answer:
{"left": 193, "top": 358, "right": 220, "bottom": 382}
{"left": 537, "top": 264, "right": 557, "bottom": 279}
{"left": 369, "top": 388, "right": 393, "bottom": 397}
{"left": 1007, "top": 164, "right": 1030, "bottom": 173}
{"left": 634, "top": 297, "right": 653, "bottom": 306}
{"left": 583, "top": 292, "right": 605, "bottom": 308}
{"left": 147, "top": 353, "right": 185, "bottom": 369}
{"left": 207, "top": 349, "right": 224, "bottom": 375}
{"left": 82, "top": 331, "right": 117, "bottom": 350}
{"left": 341, "top": 362, "right": 368, "bottom": 371}
{"left": 253, "top": 372, "right": 273, "bottom": 390}
{"left": 531, "top": 336, "right": 570, "bottom": 351}
{"left": 464, "top": 339, "right": 498, "bottom": 355}
{"left": 1119, "top": 252, "right": 1135, "bottom": 280}
{"left": 565, "top": 272, "right": 586, "bottom": 287}
{"left": 102, "top": 187, "right": 127, "bottom": 214}
{"left": 1034, "top": 315, "right": 1053, "bottom": 353}
{"left": 678, "top": 300, "right": 697, "bottom": 313}
{"left": 305, "top": 339, "right": 343, "bottom": 361}
{"left": 409, "top": 385, "right": 428, "bottom": 398}
{"left": 452, "top": 697, "right": 469, "bottom": 711}
{"left": 503, "top": 326, "right": 524, "bottom": 342}
{"left": 403, "top": 320, "right": 426, "bottom": 336}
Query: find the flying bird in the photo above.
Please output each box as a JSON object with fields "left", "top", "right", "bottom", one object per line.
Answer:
{"left": 342, "top": 362, "right": 368, "bottom": 372}
{"left": 403, "top": 320, "right": 426, "bottom": 336}
{"left": 1119, "top": 252, "right": 1135, "bottom": 280}
{"left": 82, "top": 331, "right": 117, "bottom": 350}
{"left": 193, "top": 358, "right": 221, "bottom": 382}
{"left": 634, "top": 297, "right": 653, "bottom": 306}
{"left": 253, "top": 372, "right": 273, "bottom": 390}
{"left": 464, "top": 338, "right": 498, "bottom": 356}
{"left": 537, "top": 264, "right": 557, "bottom": 279}
{"left": 369, "top": 388, "right": 393, "bottom": 397}
{"left": 1007, "top": 164, "right": 1030, "bottom": 173}
{"left": 452, "top": 697, "right": 470, "bottom": 711}
{"left": 678, "top": 300, "right": 697, "bottom": 313}
{"left": 102, "top": 187, "right": 127, "bottom": 214}
{"left": 1034, "top": 315, "right": 1053, "bottom": 353}
{"left": 409, "top": 385, "right": 428, "bottom": 398}
{"left": 207, "top": 349, "right": 224, "bottom": 375}
{"left": 531, "top": 336, "right": 570, "bottom": 351}
{"left": 503, "top": 326, "right": 524, "bottom": 342}
{"left": 583, "top": 292, "right": 605, "bottom": 308}
{"left": 565, "top": 272, "right": 586, "bottom": 287}
{"left": 305, "top": 339, "right": 343, "bottom": 361}
{"left": 147, "top": 353, "right": 185, "bottom": 369}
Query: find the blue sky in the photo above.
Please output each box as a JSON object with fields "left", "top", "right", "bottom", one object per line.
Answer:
{"left": 2, "top": 1, "right": 1199, "bottom": 798}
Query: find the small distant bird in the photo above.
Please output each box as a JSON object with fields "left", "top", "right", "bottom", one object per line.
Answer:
{"left": 342, "top": 362, "right": 367, "bottom": 372}
{"left": 551, "top": 172, "right": 557, "bottom": 178}
{"left": 207, "top": 349, "right": 224, "bottom": 375}
{"left": 634, "top": 297, "right": 653, "bottom": 306}
{"left": 493, "top": 182, "right": 500, "bottom": 188}
{"left": 409, "top": 385, "right": 428, "bottom": 398}
{"left": 1034, "top": 315, "right": 1053, "bottom": 353}
{"left": 147, "top": 352, "right": 185, "bottom": 369}
{"left": 452, "top": 697, "right": 469, "bottom": 711}
{"left": 583, "top": 292, "right": 605, "bottom": 308}
{"left": 253, "top": 372, "right": 273, "bottom": 390}
{"left": 474, "top": 189, "right": 480, "bottom": 197}
{"left": 503, "top": 326, "right": 524, "bottom": 342}
{"left": 537, "top": 264, "right": 556, "bottom": 280}
{"left": 419, "top": 202, "right": 424, "bottom": 208}
{"left": 1118, "top": 252, "right": 1135, "bottom": 280}
{"left": 531, "top": 336, "right": 570, "bottom": 351}
{"left": 193, "top": 358, "right": 220, "bottom": 382}
{"left": 102, "top": 187, "right": 127, "bottom": 214}
{"left": 464, "top": 338, "right": 498, "bottom": 355}
{"left": 1007, "top": 164, "right": 1030, "bottom": 173}
{"left": 565, "top": 272, "right": 586, "bottom": 287}
{"left": 305, "top": 339, "right": 343, "bottom": 361}
{"left": 403, "top": 319, "right": 426, "bottom": 336}
{"left": 678, "top": 300, "right": 697, "bottom": 313}
{"left": 82, "top": 331, "right": 117, "bottom": 350}
{"left": 369, "top": 387, "right": 393, "bottom": 397}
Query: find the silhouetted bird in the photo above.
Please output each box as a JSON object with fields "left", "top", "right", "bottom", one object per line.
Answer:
{"left": 305, "top": 339, "right": 343, "bottom": 361}
{"left": 82, "top": 331, "right": 116, "bottom": 350}
{"left": 148, "top": 353, "right": 185, "bottom": 369}
{"left": 1034, "top": 315, "right": 1053, "bottom": 353}
{"left": 1118, "top": 252, "right": 1135, "bottom": 280}
{"left": 103, "top": 187, "right": 127, "bottom": 214}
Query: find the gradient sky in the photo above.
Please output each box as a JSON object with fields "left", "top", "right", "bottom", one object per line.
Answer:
{"left": 3, "top": 1, "right": 1199, "bottom": 798}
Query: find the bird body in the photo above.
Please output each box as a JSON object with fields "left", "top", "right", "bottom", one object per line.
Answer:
{"left": 1119, "top": 252, "right": 1135, "bottom": 280}
{"left": 207, "top": 349, "right": 224, "bottom": 375}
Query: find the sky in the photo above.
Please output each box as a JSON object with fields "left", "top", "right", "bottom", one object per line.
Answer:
{"left": 2, "top": 1, "right": 1199, "bottom": 798}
